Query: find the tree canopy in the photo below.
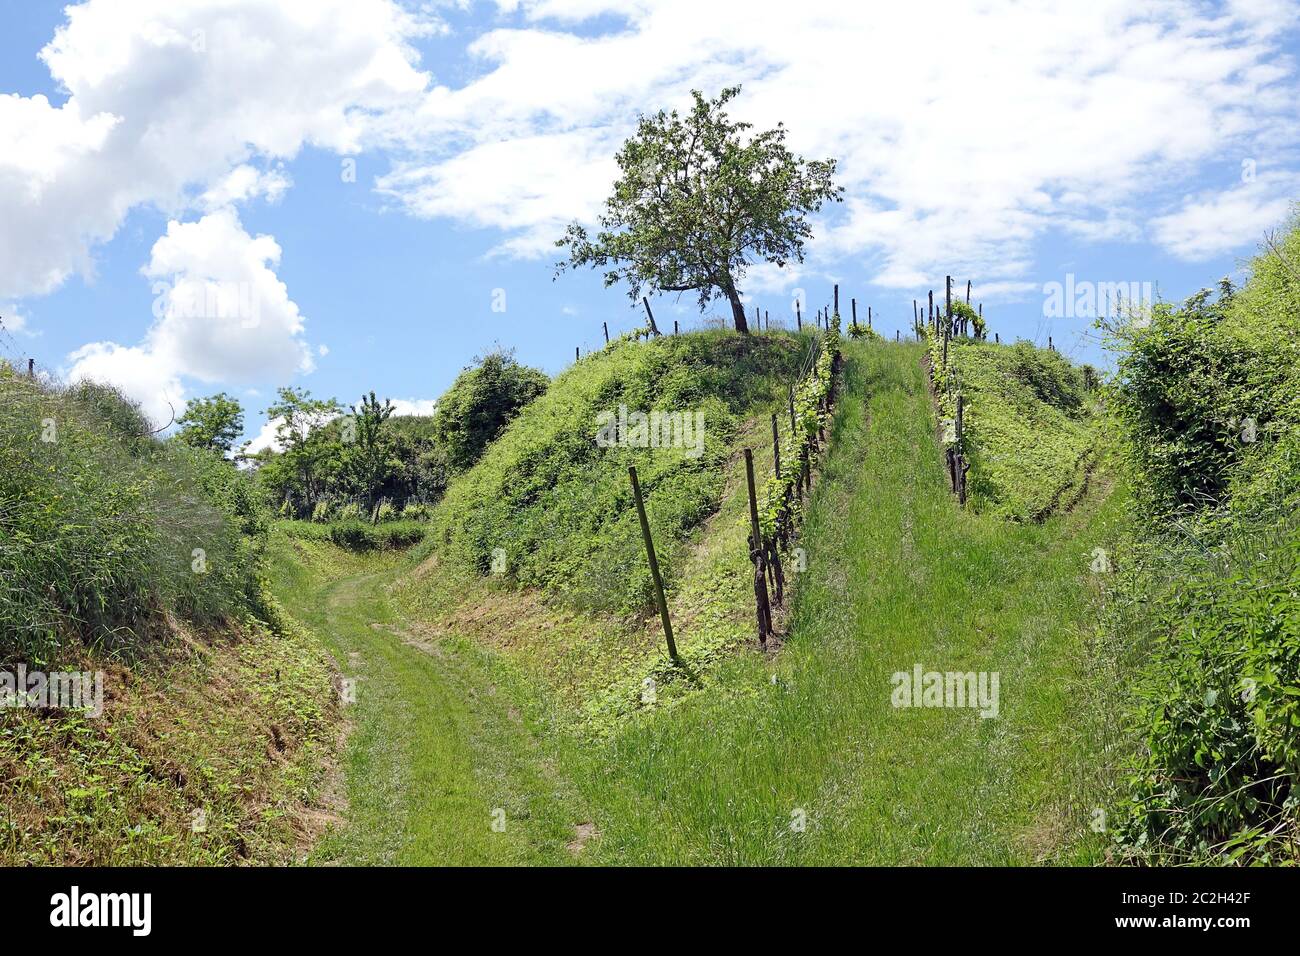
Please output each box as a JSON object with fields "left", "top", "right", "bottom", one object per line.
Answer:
{"left": 433, "top": 350, "right": 548, "bottom": 471}
{"left": 556, "top": 86, "right": 842, "bottom": 332}
{"left": 175, "top": 392, "right": 244, "bottom": 454}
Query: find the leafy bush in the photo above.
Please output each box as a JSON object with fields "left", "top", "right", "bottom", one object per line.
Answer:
{"left": 433, "top": 350, "right": 549, "bottom": 471}
{"left": 335, "top": 501, "right": 363, "bottom": 522}
{"left": 311, "top": 500, "right": 335, "bottom": 523}
{"left": 325, "top": 519, "right": 425, "bottom": 552}
{"left": 401, "top": 502, "right": 433, "bottom": 521}
{"left": 373, "top": 500, "right": 397, "bottom": 523}
{"left": 1109, "top": 208, "right": 1300, "bottom": 863}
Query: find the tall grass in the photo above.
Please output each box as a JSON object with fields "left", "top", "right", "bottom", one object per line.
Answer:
{"left": 0, "top": 364, "right": 262, "bottom": 663}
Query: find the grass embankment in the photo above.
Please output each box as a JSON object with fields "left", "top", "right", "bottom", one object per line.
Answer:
{"left": 929, "top": 336, "right": 1098, "bottom": 521}
{"left": 1, "top": 366, "right": 338, "bottom": 864}
{"left": 271, "top": 335, "right": 1124, "bottom": 864}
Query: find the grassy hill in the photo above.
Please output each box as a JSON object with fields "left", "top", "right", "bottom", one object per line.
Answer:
{"left": 0, "top": 365, "right": 339, "bottom": 864}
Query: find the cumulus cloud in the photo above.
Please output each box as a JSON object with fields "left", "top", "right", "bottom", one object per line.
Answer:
{"left": 1151, "top": 176, "right": 1298, "bottom": 260}
{"left": 65, "top": 209, "right": 314, "bottom": 424}
{"left": 0, "top": 0, "right": 432, "bottom": 299}
{"left": 376, "top": 0, "right": 1300, "bottom": 289}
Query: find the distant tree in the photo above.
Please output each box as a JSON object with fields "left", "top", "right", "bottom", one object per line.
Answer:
{"left": 433, "top": 350, "right": 548, "bottom": 470}
{"left": 348, "top": 391, "right": 396, "bottom": 522}
{"left": 555, "top": 86, "right": 842, "bottom": 333}
{"left": 175, "top": 392, "right": 244, "bottom": 454}
{"left": 262, "top": 387, "right": 341, "bottom": 514}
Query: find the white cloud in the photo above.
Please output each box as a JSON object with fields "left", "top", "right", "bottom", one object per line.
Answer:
{"left": 0, "top": 0, "right": 432, "bottom": 299}
{"left": 389, "top": 398, "right": 437, "bottom": 416}
{"left": 65, "top": 208, "right": 313, "bottom": 425}
{"left": 1151, "top": 178, "right": 1297, "bottom": 260}
{"left": 377, "top": 0, "right": 1300, "bottom": 288}
{"left": 1, "top": 302, "right": 29, "bottom": 335}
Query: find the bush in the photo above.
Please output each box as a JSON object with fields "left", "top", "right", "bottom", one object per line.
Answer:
{"left": 1109, "top": 207, "right": 1300, "bottom": 863}
{"left": 373, "top": 500, "right": 397, "bottom": 523}
{"left": 401, "top": 502, "right": 433, "bottom": 522}
{"left": 433, "top": 350, "right": 548, "bottom": 471}
{"left": 335, "top": 502, "right": 363, "bottom": 522}
{"left": 326, "top": 520, "right": 425, "bottom": 552}
{"left": 310, "top": 500, "right": 335, "bottom": 523}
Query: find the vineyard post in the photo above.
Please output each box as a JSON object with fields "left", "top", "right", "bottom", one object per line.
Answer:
{"left": 995, "top": 332, "right": 1000, "bottom": 345}
{"left": 575, "top": 346, "right": 580, "bottom": 362}
{"left": 628, "top": 465, "right": 679, "bottom": 662}
{"left": 770, "top": 415, "right": 783, "bottom": 508}
{"left": 765, "top": 310, "right": 770, "bottom": 331}
{"left": 28, "top": 358, "right": 34, "bottom": 378}
{"left": 641, "top": 296, "right": 661, "bottom": 336}
{"left": 744, "top": 449, "right": 772, "bottom": 647}
{"left": 851, "top": 298, "right": 857, "bottom": 332}
{"left": 868, "top": 306, "right": 872, "bottom": 330}
{"left": 603, "top": 321, "right": 609, "bottom": 344}
{"left": 796, "top": 301, "right": 802, "bottom": 330}
{"left": 755, "top": 305, "right": 761, "bottom": 331}
{"left": 833, "top": 284, "right": 839, "bottom": 318}
{"left": 945, "top": 275, "right": 952, "bottom": 334}
{"left": 928, "top": 290, "right": 934, "bottom": 329}
{"left": 955, "top": 394, "right": 968, "bottom": 505}
{"left": 674, "top": 320, "right": 679, "bottom": 335}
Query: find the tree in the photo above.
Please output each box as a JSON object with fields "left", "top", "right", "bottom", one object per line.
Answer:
{"left": 347, "top": 391, "right": 396, "bottom": 522}
{"left": 175, "top": 392, "right": 244, "bottom": 453}
{"left": 262, "top": 387, "right": 341, "bottom": 514}
{"left": 433, "top": 350, "right": 548, "bottom": 470}
{"left": 555, "top": 86, "right": 842, "bottom": 333}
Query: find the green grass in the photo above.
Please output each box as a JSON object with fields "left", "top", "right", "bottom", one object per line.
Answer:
{"left": 265, "top": 531, "right": 592, "bottom": 865}
{"left": 930, "top": 337, "right": 1098, "bottom": 521}
{"left": 550, "top": 340, "right": 1124, "bottom": 864}
{"left": 266, "top": 337, "right": 1127, "bottom": 865}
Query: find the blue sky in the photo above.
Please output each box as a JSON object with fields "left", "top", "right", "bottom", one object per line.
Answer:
{"left": 1, "top": 0, "right": 1298, "bottom": 450}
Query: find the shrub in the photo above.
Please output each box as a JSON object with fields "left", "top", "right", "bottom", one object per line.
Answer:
{"left": 373, "top": 500, "right": 397, "bottom": 523}
{"left": 311, "top": 500, "right": 335, "bottom": 523}
{"left": 335, "top": 501, "right": 363, "bottom": 522}
{"left": 432, "top": 349, "right": 548, "bottom": 471}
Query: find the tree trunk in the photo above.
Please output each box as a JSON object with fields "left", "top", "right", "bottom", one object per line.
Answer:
{"left": 721, "top": 277, "right": 749, "bottom": 333}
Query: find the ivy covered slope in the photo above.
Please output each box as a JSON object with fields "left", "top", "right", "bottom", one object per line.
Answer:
{"left": 0, "top": 366, "right": 338, "bottom": 864}
{"left": 421, "top": 330, "right": 807, "bottom": 616}
{"left": 393, "top": 329, "right": 813, "bottom": 719}
{"left": 1107, "top": 212, "right": 1300, "bottom": 864}
{"left": 928, "top": 332, "right": 1101, "bottom": 520}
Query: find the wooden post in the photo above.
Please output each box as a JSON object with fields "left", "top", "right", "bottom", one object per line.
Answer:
{"left": 945, "top": 275, "right": 952, "bottom": 332}
{"left": 27, "top": 358, "right": 34, "bottom": 379}
{"left": 966, "top": 279, "right": 972, "bottom": 305}
{"left": 1048, "top": 335, "right": 1054, "bottom": 351}
{"left": 895, "top": 330, "right": 899, "bottom": 341}
{"left": 995, "top": 332, "right": 1000, "bottom": 344}
{"left": 851, "top": 298, "right": 857, "bottom": 331}
{"left": 913, "top": 299, "right": 919, "bottom": 327}
{"left": 833, "top": 284, "right": 839, "bottom": 317}
{"left": 629, "top": 466, "right": 679, "bottom": 661}
{"left": 771, "top": 413, "right": 781, "bottom": 480}
{"left": 796, "top": 301, "right": 802, "bottom": 330}
{"left": 928, "top": 290, "right": 934, "bottom": 328}
{"left": 955, "top": 394, "right": 967, "bottom": 505}
{"left": 765, "top": 309, "right": 770, "bottom": 331}
{"left": 868, "top": 306, "right": 872, "bottom": 330}
{"left": 603, "top": 321, "right": 609, "bottom": 344}
{"left": 674, "top": 320, "right": 679, "bottom": 335}
{"left": 575, "top": 346, "right": 580, "bottom": 361}
{"left": 755, "top": 305, "right": 761, "bottom": 331}
{"left": 744, "top": 449, "right": 772, "bottom": 647}
{"left": 641, "top": 296, "right": 661, "bottom": 336}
